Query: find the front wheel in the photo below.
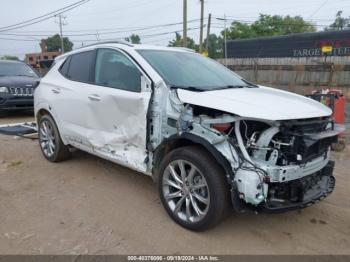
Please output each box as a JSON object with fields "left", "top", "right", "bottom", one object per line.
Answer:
{"left": 158, "top": 145, "right": 230, "bottom": 231}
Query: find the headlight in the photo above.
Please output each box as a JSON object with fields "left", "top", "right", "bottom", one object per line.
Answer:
{"left": 0, "top": 86, "right": 9, "bottom": 93}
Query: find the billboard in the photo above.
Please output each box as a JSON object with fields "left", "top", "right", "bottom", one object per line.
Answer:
{"left": 226, "top": 30, "right": 350, "bottom": 58}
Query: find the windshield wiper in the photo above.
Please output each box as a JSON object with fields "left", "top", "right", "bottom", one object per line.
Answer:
{"left": 214, "top": 82, "right": 258, "bottom": 90}
{"left": 169, "top": 85, "right": 205, "bottom": 92}
{"left": 241, "top": 79, "right": 258, "bottom": 88}
{"left": 213, "top": 85, "right": 249, "bottom": 90}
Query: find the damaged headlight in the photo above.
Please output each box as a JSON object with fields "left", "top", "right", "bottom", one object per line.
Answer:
{"left": 0, "top": 86, "right": 9, "bottom": 93}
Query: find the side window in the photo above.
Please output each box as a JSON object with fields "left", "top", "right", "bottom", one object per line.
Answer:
{"left": 67, "top": 51, "right": 95, "bottom": 83}
{"left": 59, "top": 56, "right": 70, "bottom": 77}
{"left": 94, "top": 48, "right": 141, "bottom": 92}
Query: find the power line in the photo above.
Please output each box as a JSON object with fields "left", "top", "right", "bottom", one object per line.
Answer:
{"left": 3, "top": 16, "right": 337, "bottom": 34}
{"left": 69, "top": 27, "right": 200, "bottom": 44}
{"left": 214, "top": 17, "right": 331, "bottom": 27}
{"left": 0, "top": 19, "right": 203, "bottom": 37}
{"left": 307, "top": 0, "right": 330, "bottom": 20}
{"left": 0, "top": 0, "right": 90, "bottom": 32}
{"left": 0, "top": 37, "right": 37, "bottom": 42}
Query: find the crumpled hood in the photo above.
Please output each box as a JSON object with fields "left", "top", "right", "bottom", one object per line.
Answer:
{"left": 177, "top": 85, "right": 332, "bottom": 121}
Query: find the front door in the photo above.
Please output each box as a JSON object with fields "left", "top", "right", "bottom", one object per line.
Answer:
{"left": 84, "top": 48, "right": 152, "bottom": 172}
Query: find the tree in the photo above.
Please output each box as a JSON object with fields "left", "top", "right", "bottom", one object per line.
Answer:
{"left": 168, "top": 32, "right": 198, "bottom": 51}
{"left": 203, "top": 34, "right": 223, "bottom": 59}
{"left": 325, "top": 11, "right": 350, "bottom": 31}
{"left": 125, "top": 34, "right": 141, "bottom": 44}
{"left": 223, "top": 14, "right": 316, "bottom": 40}
{"left": 45, "top": 34, "right": 73, "bottom": 52}
{"left": 0, "top": 55, "right": 19, "bottom": 61}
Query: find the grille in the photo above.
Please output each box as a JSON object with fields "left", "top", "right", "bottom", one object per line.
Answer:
{"left": 9, "top": 87, "right": 34, "bottom": 96}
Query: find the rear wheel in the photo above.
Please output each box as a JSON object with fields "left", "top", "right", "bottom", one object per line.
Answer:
{"left": 38, "top": 115, "right": 70, "bottom": 162}
{"left": 158, "top": 145, "right": 230, "bottom": 231}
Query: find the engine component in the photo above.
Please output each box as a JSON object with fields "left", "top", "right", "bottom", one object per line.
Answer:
{"left": 234, "top": 168, "right": 268, "bottom": 205}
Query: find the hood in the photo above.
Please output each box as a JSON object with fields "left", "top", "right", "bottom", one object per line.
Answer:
{"left": 177, "top": 86, "right": 332, "bottom": 121}
{"left": 0, "top": 76, "right": 40, "bottom": 88}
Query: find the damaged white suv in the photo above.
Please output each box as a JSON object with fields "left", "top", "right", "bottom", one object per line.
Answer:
{"left": 35, "top": 41, "right": 343, "bottom": 230}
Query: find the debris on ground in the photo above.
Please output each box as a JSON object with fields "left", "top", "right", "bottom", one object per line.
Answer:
{"left": 0, "top": 122, "right": 37, "bottom": 139}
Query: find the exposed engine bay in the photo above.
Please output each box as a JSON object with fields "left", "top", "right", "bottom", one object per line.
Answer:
{"left": 172, "top": 102, "right": 343, "bottom": 213}
{"left": 230, "top": 117, "right": 338, "bottom": 211}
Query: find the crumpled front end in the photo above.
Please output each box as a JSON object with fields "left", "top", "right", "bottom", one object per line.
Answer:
{"left": 226, "top": 117, "right": 343, "bottom": 213}
{"left": 152, "top": 85, "right": 343, "bottom": 213}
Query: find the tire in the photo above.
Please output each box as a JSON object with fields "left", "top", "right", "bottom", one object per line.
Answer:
{"left": 158, "top": 145, "right": 230, "bottom": 231}
{"left": 38, "top": 114, "right": 71, "bottom": 162}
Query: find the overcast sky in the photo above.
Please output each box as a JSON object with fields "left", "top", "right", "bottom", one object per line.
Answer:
{"left": 0, "top": 0, "right": 349, "bottom": 59}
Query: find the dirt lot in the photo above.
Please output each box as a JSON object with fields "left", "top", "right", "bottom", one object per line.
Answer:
{"left": 0, "top": 113, "right": 349, "bottom": 255}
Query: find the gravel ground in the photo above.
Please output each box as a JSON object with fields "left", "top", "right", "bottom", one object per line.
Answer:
{"left": 0, "top": 113, "right": 349, "bottom": 255}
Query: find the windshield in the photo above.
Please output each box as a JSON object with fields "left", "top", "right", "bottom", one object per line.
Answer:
{"left": 0, "top": 62, "right": 38, "bottom": 77}
{"left": 137, "top": 49, "right": 253, "bottom": 91}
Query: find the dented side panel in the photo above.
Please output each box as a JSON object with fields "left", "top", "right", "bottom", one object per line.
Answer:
{"left": 81, "top": 87, "right": 151, "bottom": 172}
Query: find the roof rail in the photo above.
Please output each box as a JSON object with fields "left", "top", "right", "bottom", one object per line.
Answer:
{"left": 76, "top": 40, "right": 134, "bottom": 50}
{"left": 54, "top": 40, "right": 134, "bottom": 61}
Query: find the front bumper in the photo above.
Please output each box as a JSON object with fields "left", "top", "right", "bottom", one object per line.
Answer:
{"left": 231, "top": 160, "right": 336, "bottom": 213}
{"left": 0, "top": 95, "right": 34, "bottom": 110}
{"left": 261, "top": 160, "right": 335, "bottom": 213}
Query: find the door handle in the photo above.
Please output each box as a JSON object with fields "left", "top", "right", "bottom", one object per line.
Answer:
{"left": 51, "top": 88, "right": 61, "bottom": 94}
{"left": 88, "top": 94, "right": 101, "bottom": 102}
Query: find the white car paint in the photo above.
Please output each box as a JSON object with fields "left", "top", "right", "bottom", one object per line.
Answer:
{"left": 177, "top": 85, "right": 332, "bottom": 121}
{"left": 36, "top": 46, "right": 153, "bottom": 172}
{"left": 35, "top": 42, "right": 340, "bottom": 220}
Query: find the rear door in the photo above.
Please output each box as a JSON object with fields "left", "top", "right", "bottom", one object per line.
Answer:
{"left": 52, "top": 49, "right": 98, "bottom": 146}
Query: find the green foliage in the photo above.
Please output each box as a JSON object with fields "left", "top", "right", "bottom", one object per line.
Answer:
{"left": 0, "top": 55, "right": 20, "bottom": 61}
{"left": 223, "top": 14, "right": 316, "bottom": 40}
{"left": 325, "top": 11, "right": 350, "bottom": 31}
{"left": 168, "top": 32, "right": 199, "bottom": 51}
{"left": 125, "top": 34, "right": 141, "bottom": 44}
{"left": 45, "top": 34, "right": 73, "bottom": 52}
{"left": 203, "top": 34, "right": 223, "bottom": 59}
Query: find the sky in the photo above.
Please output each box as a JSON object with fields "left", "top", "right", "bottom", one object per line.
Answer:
{"left": 0, "top": 0, "right": 349, "bottom": 59}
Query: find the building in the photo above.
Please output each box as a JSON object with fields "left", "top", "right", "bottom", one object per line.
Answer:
{"left": 25, "top": 39, "right": 61, "bottom": 74}
{"left": 226, "top": 30, "right": 350, "bottom": 58}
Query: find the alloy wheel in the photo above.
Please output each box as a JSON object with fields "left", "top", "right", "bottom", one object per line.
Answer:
{"left": 162, "top": 160, "right": 210, "bottom": 223}
{"left": 39, "top": 120, "right": 56, "bottom": 158}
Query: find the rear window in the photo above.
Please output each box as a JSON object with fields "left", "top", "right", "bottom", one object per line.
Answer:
{"left": 67, "top": 51, "right": 95, "bottom": 83}
{"left": 59, "top": 56, "right": 70, "bottom": 77}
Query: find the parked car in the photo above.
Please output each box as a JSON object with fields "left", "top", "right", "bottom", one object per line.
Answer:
{"left": 0, "top": 60, "right": 40, "bottom": 114}
{"left": 34, "top": 42, "right": 343, "bottom": 230}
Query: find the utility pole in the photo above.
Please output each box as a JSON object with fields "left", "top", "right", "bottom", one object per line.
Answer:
{"left": 205, "top": 13, "right": 211, "bottom": 52}
{"left": 183, "top": 0, "right": 187, "bottom": 47}
{"left": 224, "top": 14, "right": 227, "bottom": 65}
{"left": 199, "top": 0, "right": 204, "bottom": 53}
{"left": 216, "top": 15, "right": 228, "bottom": 64}
{"left": 58, "top": 14, "right": 65, "bottom": 53}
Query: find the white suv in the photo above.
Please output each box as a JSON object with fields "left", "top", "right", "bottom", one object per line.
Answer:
{"left": 35, "top": 41, "right": 343, "bottom": 230}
